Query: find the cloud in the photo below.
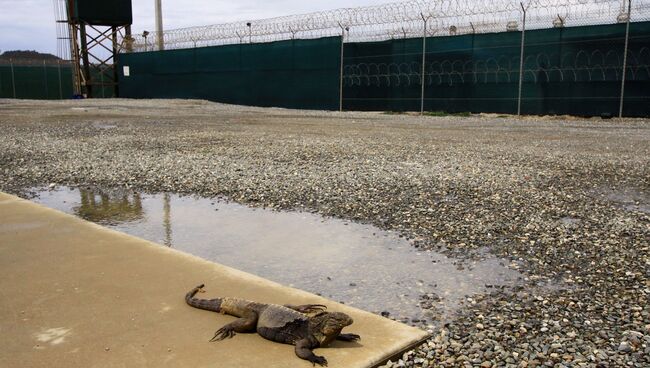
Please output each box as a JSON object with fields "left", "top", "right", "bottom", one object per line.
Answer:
{"left": 0, "top": 0, "right": 57, "bottom": 54}
{"left": 0, "top": 0, "right": 387, "bottom": 55}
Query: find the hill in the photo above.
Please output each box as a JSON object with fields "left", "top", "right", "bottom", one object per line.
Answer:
{"left": 0, "top": 50, "right": 61, "bottom": 61}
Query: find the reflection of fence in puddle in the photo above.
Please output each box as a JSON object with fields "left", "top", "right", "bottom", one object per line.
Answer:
{"left": 73, "top": 189, "right": 173, "bottom": 246}
{"left": 74, "top": 189, "right": 145, "bottom": 225}
{"left": 344, "top": 47, "right": 650, "bottom": 87}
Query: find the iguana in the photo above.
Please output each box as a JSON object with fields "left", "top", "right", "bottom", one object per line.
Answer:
{"left": 185, "top": 284, "right": 360, "bottom": 366}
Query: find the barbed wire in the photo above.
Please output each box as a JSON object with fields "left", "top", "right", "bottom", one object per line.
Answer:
{"left": 123, "top": 0, "right": 648, "bottom": 52}
{"left": 343, "top": 47, "right": 650, "bottom": 87}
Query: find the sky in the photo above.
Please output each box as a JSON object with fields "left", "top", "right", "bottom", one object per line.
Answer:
{"left": 0, "top": 0, "right": 388, "bottom": 55}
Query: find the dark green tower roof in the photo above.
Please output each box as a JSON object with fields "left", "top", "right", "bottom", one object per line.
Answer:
{"left": 69, "top": 0, "right": 132, "bottom": 26}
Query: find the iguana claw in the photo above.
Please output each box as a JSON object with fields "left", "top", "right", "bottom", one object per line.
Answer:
{"left": 337, "top": 333, "right": 361, "bottom": 341}
{"left": 310, "top": 355, "right": 327, "bottom": 367}
{"left": 209, "top": 326, "right": 235, "bottom": 341}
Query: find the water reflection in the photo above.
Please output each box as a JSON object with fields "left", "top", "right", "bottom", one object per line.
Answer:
{"left": 163, "top": 193, "right": 172, "bottom": 247}
{"left": 34, "top": 186, "right": 523, "bottom": 326}
{"left": 74, "top": 188, "right": 144, "bottom": 225}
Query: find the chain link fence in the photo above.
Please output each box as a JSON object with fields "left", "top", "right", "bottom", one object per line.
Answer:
{"left": 119, "top": 37, "right": 341, "bottom": 110}
{"left": 0, "top": 59, "right": 119, "bottom": 99}
{"left": 116, "top": 0, "right": 648, "bottom": 116}
{"left": 0, "top": 59, "right": 74, "bottom": 99}
{"left": 3, "top": 0, "right": 648, "bottom": 115}
{"left": 338, "top": 0, "right": 649, "bottom": 116}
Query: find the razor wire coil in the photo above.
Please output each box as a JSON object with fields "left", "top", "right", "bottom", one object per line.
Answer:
{"left": 123, "top": 0, "right": 650, "bottom": 52}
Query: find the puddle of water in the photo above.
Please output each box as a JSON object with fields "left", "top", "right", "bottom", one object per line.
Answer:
{"left": 32, "top": 186, "right": 522, "bottom": 326}
{"left": 595, "top": 187, "right": 650, "bottom": 214}
{"left": 558, "top": 216, "right": 581, "bottom": 227}
{"left": 91, "top": 122, "right": 118, "bottom": 130}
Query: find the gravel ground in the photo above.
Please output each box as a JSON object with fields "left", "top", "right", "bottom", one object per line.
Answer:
{"left": 1, "top": 98, "right": 648, "bottom": 367}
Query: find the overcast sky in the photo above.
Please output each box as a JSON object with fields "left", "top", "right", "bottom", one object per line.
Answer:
{"left": 0, "top": 0, "right": 389, "bottom": 55}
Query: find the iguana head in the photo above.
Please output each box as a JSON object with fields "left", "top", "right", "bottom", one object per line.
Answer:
{"left": 309, "top": 311, "right": 354, "bottom": 346}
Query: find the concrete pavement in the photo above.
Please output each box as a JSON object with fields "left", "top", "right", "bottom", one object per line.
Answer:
{"left": 0, "top": 192, "right": 428, "bottom": 368}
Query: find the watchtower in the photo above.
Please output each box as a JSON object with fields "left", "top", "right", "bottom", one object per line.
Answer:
{"left": 65, "top": 0, "right": 133, "bottom": 97}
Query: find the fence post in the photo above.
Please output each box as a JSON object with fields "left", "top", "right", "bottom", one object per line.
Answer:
{"left": 517, "top": 3, "right": 527, "bottom": 116}
{"left": 100, "top": 68, "right": 105, "bottom": 98}
{"left": 10, "top": 59, "right": 16, "bottom": 99}
{"left": 43, "top": 61, "right": 49, "bottom": 99}
{"left": 338, "top": 23, "right": 346, "bottom": 112}
{"left": 58, "top": 60, "right": 63, "bottom": 99}
{"left": 619, "top": 0, "right": 632, "bottom": 118}
{"left": 420, "top": 13, "right": 429, "bottom": 115}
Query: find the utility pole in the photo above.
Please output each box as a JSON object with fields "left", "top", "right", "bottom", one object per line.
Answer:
{"left": 155, "top": 0, "right": 164, "bottom": 50}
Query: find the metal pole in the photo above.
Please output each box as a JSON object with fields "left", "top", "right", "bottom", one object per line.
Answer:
{"left": 69, "top": 24, "right": 83, "bottom": 96}
{"left": 43, "top": 61, "right": 49, "bottom": 99}
{"left": 420, "top": 14, "right": 428, "bottom": 115}
{"left": 80, "top": 24, "right": 93, "bottom": 97}
{"left": 10, "top": 59, "right": 16, "bottom": 99}
{"left": 619, "top": 0, "right": 632, "bottom": 118}
{"left": 58, "top": 60, "right": 63, "bottom": 99}
{"left": 100, "top": 68, "right": 105, "bottom": 98}
{"left": 112, "top": 26, "right": 120, "bottom": 98}
{"left": 517, "top": 3, "right": 527, "bottom": 116}
{"left": 155, "top": 0, "right": 164, "bottom": 50}
{"left": 338, "top": 23, "right": 346, "bottom": 112}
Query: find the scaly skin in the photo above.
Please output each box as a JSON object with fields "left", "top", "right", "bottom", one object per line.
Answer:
{"left": 185, "top": 284, "right": 360, "bottom": 366}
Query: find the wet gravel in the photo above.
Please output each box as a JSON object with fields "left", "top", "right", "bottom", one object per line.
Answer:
{"left": 1, "top": 99, "right": 649, "bottom": 367}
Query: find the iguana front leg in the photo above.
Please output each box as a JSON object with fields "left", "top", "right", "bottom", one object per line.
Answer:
{"left": 295, "top": 338, "right": 327, "bottom": 366}
{"left": 284, "top": 304, "right": 327, "bottom": 314}
{"left": 336, "top": 333, "right": 360, "bottom": 342}
{"left": 209, "top": 310, "right": 258, "bottom": 341}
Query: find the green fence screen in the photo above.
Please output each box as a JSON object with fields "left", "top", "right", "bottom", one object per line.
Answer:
{"left": 343, "top": 21, "right": 650, "bottom": 116}
{"left": 0, "top": 63, "right": 74, "bottom": 100}
{"left": 118, "top": 37, "right": 342, "bottom": 110}
{"left": 2, "top": 22, "right": 648, "bottom": 116}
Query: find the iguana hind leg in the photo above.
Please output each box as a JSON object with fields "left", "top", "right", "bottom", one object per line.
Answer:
{"left": 209, "top": 310, "right": 258, "bottom": 342}
{"left": 284, "top": 304, "right": 327, "bottom": 314}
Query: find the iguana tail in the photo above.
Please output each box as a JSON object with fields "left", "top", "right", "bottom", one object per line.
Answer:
{"left": 185, "top": 284, "right": 223, "bottom": 312}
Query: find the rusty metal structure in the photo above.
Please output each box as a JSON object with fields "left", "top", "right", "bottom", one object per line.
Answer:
{"left": 54, "top": 0, "right": 133, "bottom": 97}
